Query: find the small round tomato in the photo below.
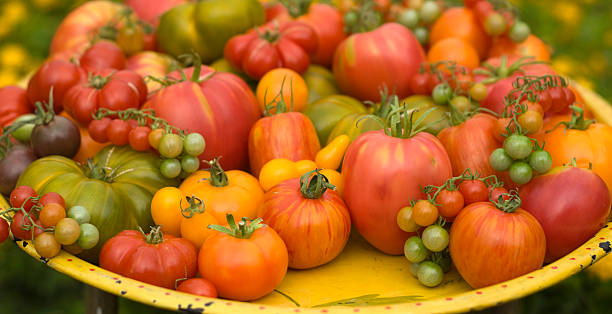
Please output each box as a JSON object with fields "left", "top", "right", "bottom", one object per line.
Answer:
{"left": 509, "top": 21, "right": 530, "bottom": 43}
{"left": 148, "top": 128, "right": 165, "bottom": 149}
{"left": 432, "top": 83, "right": 452, "bottom": 105}
{"left": 489, "top": 186, "right": 509, "bottom": 203}
{"left": 397, "top": 206, "right": 419, "bottom": 232}
{"left": 39, "top": 192, "right": 65, "bottom": 208}
{"left": 67, "top": 205, "right": 91, "bottom": 225}
{"left": 259, "top": 159, "right": 300, "bottom": 191}
{"left": 528, "top": 150, "right": 552, "bottom": 174}
{"left": 484, "top": 12, "right": 507, "bottom": 36}
{"left": 548, "top": 86, "right": 567, "bottom": 113}
{"left": 294, "top": 160, "right": 318, "bottom": 176}
{"left": 458, "top": 179, "right": 488, "bottom": 204}
{"left": 161, "top": 158, "right": 182, "bottom": 179}
{"left": 256, "top": 68, "right": 308, "bottom": 114}
{"left": 39, "top": 203, "right": 66, "bottom": 228}
{"left": 181, "top": 155, "right": 200, "bottom": 173}
{"left": 412, "top": 200, "right": 439, "bottom": 227}
{"left": 128, "top": 126, "right": 152, "bottom": 151}
{"left": 34, "top": 232, "right": 62, "bottom": 259}
{"left": 420, "top": 1, "right": 441, "bottom": 24}
{"left": 469, "top": 83, "right": 488, "bottom": 102}
{"left": 10, "top": 186, "right": 38, "bottom": 213}
{"left": 490, "top": 148, "right": 513, "bottom": 172}
{"left": 77, "top": 223, "right": 100, "bottom": 250}
{"left": 404, "top": 236, "right": 429, "bottom": 263}
{"left": 503, "top": 134, "right": 532, "bottom": 160}
{"left": 409, "top": 72, "right": 433, "bottom": 95}
{"left": 180, "top": 197, "right": 218, "bottom": 249}
{"left": 183, "top": 133, "right": 206, "bottom": 157}
{"left": 158, "top": 133, "right": 184, "bottom": 158}
{"left": 88, "top": 118, "right": 112, "bottom": 143}
{"left": 0, "top": 219, "right": 9, "bottom": 243}
{"left": 10, "top": 211, "right": 43, "bottom": 241}
{"left": 450, "top": 96, "right": 471, "bottom": 113}
{"left": 106, "top": 119, "right": 131, "bottom": 146}
{"left": 151, "top": 187, "right": 187, "bottom": 237}
{"left": 422, "top": 225, "right": 449, "bottom": 252}
{"left": 177, "top": 278, "right": 218, "bottom": 298}
{"left": 518, "top": 110, "right": 543, "bottom": 134}
{"left": 417, "top": 261, "right": 443, "bottom": 287}
{"left": 54, "top": 218, "right": 81, "bottom": 245}
{"left": 436, "top": 189, "right": 464, "bottom": 219}
{"left": 509, "top": 161, "right": 533, "bottom": 185}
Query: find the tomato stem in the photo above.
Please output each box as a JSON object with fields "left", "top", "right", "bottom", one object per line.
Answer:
{"left": 547, "top": 105, "right": 595, "bottom": 132}
{"left": 280, "top": 0, "right": 311, "bottom": 18}
{"left": 180, "top": 195, "right": 206, "bottom": 218}
{"left": 200, "top": 157, "right": 229, "bottom": 188}
{"left": 263, "top": 76, "right": 294, "bottom": 116}
{"left": 491, "top": 189, "right": 521, "bottom": 213}
{"left": 208, "top": 214, "right": 265, "bottom": 239}
{"left": 300, "top": 169, "right": 336, "bottom": 199}
{"left": 140, "top": 226, "right": 164, "bottom": 245}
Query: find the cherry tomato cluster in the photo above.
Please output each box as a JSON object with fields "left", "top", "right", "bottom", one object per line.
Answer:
{"left": 1, "top": 186, "right": 100, "bottom": 259}
{"left": 90, "top": 108, "right": 206, "bottom": 179}
{"left": 464, "top": 0, "right": 530, "bottom": 43}
{"left": 394, "top": 1, "right": 444, "bottom": 45}
{"left": 490, "top": 135, "right": 551, "bottom": 185}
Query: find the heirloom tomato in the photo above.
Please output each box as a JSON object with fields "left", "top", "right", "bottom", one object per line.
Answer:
{"left": 333, "top": 23, "right": 425, "bottom": 102}
{"left": 179, "top": 158, "right": 264, "bottom": 223}
{"left": 0, "top": 86, "right": 33, "bottom": 127}
{"left": 71, "top": 119, "right": 110, "bottom": 163}
{"left": 256, "top": 68, "right": 309, "bottom": 113}
{"left": 79, "top": 40, "right": 127, "bottom": 72}
{"left": 151, "top": 187, "right": 187, "bottom": 236}
{"left": 429, "top": 7, "right": 490, "bottom": 59}
{"left": 26, "top": 59, "right": 86, "bottom": 113}
{"left": 199, "top": 215, "right": 288, "bottom": 301}
{"left": 402, "top": 95, "right": 451, "bottom": 135}
{"left": 315, "top": 134, "right": 351, "bottom": 170}
{"left": 520, "top": 165, "right": 611, "bottom": 262}
{"left": 303, "top": 65, "right": 340, "bottom": 104}
{"left": 427, "top": 38, "right": 480, "bottom": 69}
{"left": 100, "top": 227, "right": 198, "bottom": 289}
{"left": 488, "top": 35, "right": 551, "bottom": 62}
{"left": 125, "top": 0, "right": 188, "bottom": 25}
{"left": 302, "top": 95, "right": 367, "bottom": 144}
{"left": 450, "top": 195, "right": 546, "bottom": 288}
{"left": 127, "top": 51, "right": 179, "bottom": 94}
{"left": 260, "top": 170, "right": 351, "bottom": 269}
{"left": 179, "top": 195, "right": 219, "bottom": 249}
{"left": 326, "top": 112, "right": 383, "bottom": 144}
{"left": 176, "top": 278, "right": 218, "bottom": 298}
{"left": 258, "top": 158, "right": 317, "bottom": 191}
{"left": 17, "top": 145, "right": 178, "bottom": 262}
{"left": 0, "top": 145, "right": 37, "bottom": 196}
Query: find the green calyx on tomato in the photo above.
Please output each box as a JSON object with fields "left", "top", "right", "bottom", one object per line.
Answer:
{"left": 208, "top": 214, "right": 265, "bottom": 239}
{"left": 300, "top": 169, "right": 336, "bottom": 199}
{"left": 180, "top": 195, "right": 206, "bottom": 219}
{"left": 139, "top": 225, "right": 165, "bottom": 245}
{"left": 362, "top": 95, "right": 439, "bottom": 139}
{"left": 200, "top": 157, "right": 229, "bottom": 188}
{"left": 548, "top": 105, "right": 595, "bottom": 132}
{"left": 280, "top": 0, "right": 310, "bottom": 18}
{"left": 343, "top": 1, "right": 382, "bottom": 34}
{"left": 473, "top": 55, "right": 543, "bottom": 84}
{"left": 263, "top": 78, "right": 294, "bottom": 116}
{"left": 490, "top": 189, "right": 522, "bottom": 213}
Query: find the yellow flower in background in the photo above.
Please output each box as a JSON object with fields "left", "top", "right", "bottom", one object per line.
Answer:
{"left": 551, "top": 55, "right": 579, "bottom": 76}
{"left": 573, "top": 77, "right": 594, "bottom": 90}
{"left": 2, "top": 1, "right": 27, "bottom": 25}
{"left": 587, "top": 52, "right": 607, "bottom": 75}
{"left": 605, "top": 30, "right": 612, "bottom": 47}
{"left": 0, "top": 44, "right": 29, "bottom": 69}
{"left": 33, "top": 0, "right": 63, "bottom": 11}
{"left": 0, "top": 69, "right": 19, "bottom": 87}
{"left": 552, "top": 1, "right": 582, "bottom": 26}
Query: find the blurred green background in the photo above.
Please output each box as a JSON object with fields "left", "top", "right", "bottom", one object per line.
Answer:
{"left": 0, "top": 0, "right": 610, "bottom": 313}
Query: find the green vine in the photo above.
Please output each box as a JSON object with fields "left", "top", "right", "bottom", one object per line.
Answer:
{"left": 208, "top": 214, "right": 266, "bottom": 239}
{"left": 300, "top": 169, "right": 336, "bottom": 199}
{"left": 0, "top": 196, "right": 53, "bottom": 240}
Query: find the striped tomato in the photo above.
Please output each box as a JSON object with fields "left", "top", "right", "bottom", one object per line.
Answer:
{"left": 126, "top": 51, "right": 178, "bottom": 95}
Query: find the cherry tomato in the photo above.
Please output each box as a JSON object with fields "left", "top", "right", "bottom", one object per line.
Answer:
{"left": 10, "top": 185, "right": 38, "bottom": 213}
{"left": 148, "top": 128, "right": 165, "bottom": 150}
{"left": 420, "top": 1, "right": 441, "bottom": 24}
{"left": 413, "top": 27, "right": 429, "bottom": 46}
{"left": 494, "top": 117, "right": 513, "bottom": 143}
{"left": 469, "top": 83, "right": 488, "bottom": 102}
{"left": 489, "top": 186, "right": 509, "bottom": 203}
{"left": 116, "top": 25, "right": 145, "bottom": 56}
{"left": 158, "top": 133, "right": 184, "bottom": 158}
{"left": 404, "top": 236, "right": 429, "bottom": 263}
{"left": 409, "top": 72, "right": 432, "bottom": 95}
{"left": 484, "top": 12, "right": 507, "bottom": 36}
{"left": 10, "top": 211, "right": 43, "bottom": 240}
{"left": 536, "top": 90, "right": 552, "bottom": 112}
{"left": 509, "top": 20, "right": 530, "bottom": 43}
{"left": 458, "top": 179, "right": 488, "bottom": 204}
{"left": 88, "top": 118, "right": 111, "bottom": 143}
{"left": 503, "top": 134, "right": 532, "bottom": 160}
{"left": 436, "top": 189, "right": 464, "bottom": 219}
{"left": 177, "top": 278, "right": 218, "bottom": 298}
{"left": 548, "top": 86, "right": 567, "bottom": 113}
{"left": 161, "top": 158, "right": 182, "bottom": 178}
{"left": 183, "top": 133, "right": 206, "bottom": 157}
{"left": 450, "top": 96, "right": 471, "bottom": 113}
{"left": 39, "top": 192, "right": 65, "bottom": 208}
{"left": 564, "top": 87, "right": 576, "bottom": 106}
{"left": 34, "top": 232, "right": 62, "bottom": 259}
{"left": 412, "top": 200, "right": 439, "bottom": 226}
{"left": 422, "top": 225, "right": 449, "bottom": 252}
{"left": 489, "top": 148, "right": 513, "bottom": 172}
{"left": 0, "top": 219, "right": 9, "bottom": 243}
{"left": 78, "top": 223, "right": 100, "bottom": 250}
{"left": 396, "top": 206, "right": 419, "bottom": 232}
{"left": 528, "top": 150, "right": 552, "bottom": 174}
{"left": 509, "top": 161, "right": 533, "bottom": 185}
{"left": 106, "top": 119, "right": 131, "bottom": 146}
{"left": 397, "top": 9, "right": 419, "bottom": 29}
{"left": 39, "top": 203, "right": 66, "bottom": 228}
{"left": 417, "top": 261, "right": 443, "bottom": 287}
{"left": 181, "top": 155, "right": 200, "bottom": 173}
{"left": 54, "top": 218, "right": 81, "bottom": 245}
{"left": 432, "top": 83, "right": 452, "bottom": 105}
{"left": 128, "top": 126, "right": 152, "bottom": 151}
{"left": 518, "top": 110, "right": 543, "bottom": 134}
{"left": 409, "top": 262, "right": 420, "bottom": 277}
{"left": 67, "top": 205, "right": 91, "bottom": 225}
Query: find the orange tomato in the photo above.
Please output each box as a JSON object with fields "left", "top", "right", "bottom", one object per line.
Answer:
{"left": 60, "top": 112, "right": 109, "bottom": 163}
{"left": 429, "top": 7, "right": 491, "bottom": 60}
{"left": 294, "top": 159, "right": 318, "bottom": 175}
{"left": 488, "top": 34, "right": 551, "bottom": 62}
{"left": 256, "top": 68, "right": 308, "bottom": 113}
{"left": 179, "top": 159, "right": 264, "bottom": 223}
{"left": 180, "top": 197, "right": 219, "bottom": 249}
{"left": 318, "top": 168, "right": 344, "bottom": 197}
{"left": 150, "top": 187, "right": 187, "bottom": 236}
{"left": 427, "top": 38, "right": 480, "bottom": 69}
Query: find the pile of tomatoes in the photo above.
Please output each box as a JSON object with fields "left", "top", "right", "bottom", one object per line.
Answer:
{"left": 0, "top": 0, "right": 611, "bottom": 305}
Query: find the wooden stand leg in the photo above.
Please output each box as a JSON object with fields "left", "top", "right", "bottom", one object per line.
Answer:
{"left": 85, "top": 285, "right": 118, "bottom": 314}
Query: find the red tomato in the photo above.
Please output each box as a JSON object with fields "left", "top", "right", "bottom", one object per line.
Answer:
{"left": 458, "top": 179, "right": 489, "bottom": 204}
{"left": 26, "top": 59, "right": 86, "bottom": 113}
{"left": 333, "top": 23, "right": 425, "bottom": 101}
{"left": 225, "top": 21, "right": 318, "bottom": 79}
{"left": 450, "top": 201, "right": 546, "bottom": 288}
{"left": 10, "top": 211, "right": 44, "bottom": 241}
{"left": 248, "top": 112, "right": 321, "bottom": 177}
{"left": 489, "top": 186, "right": 509, "bottom": 203}
{"left": 0, "top": 86, "right": 33, "bottom": 127}
{"left": 99, "top": 228, "right": 198, "bottom": 289}
{"left": 126, "top": 51, "right": 176, "bottom": 94}
{"left": 79, "top": 40, "right": 127, "bottom": 72}
{"left": 409, "top": 72, "right": 433, "bottom": 95}
{"left": 106, "top": 119, "right": 131, "bottom": 146}
{"left": 0, "top": 218, "right": 9, "bottom": 243}
{"left": 520, "top": 166, "right": 611, "bottom": 262}
{"left": 296, "top": 3, "right": 347, "bottom": 67}
{"left": 199, "top": 218, "right": 288, "bottom": 301}
{"left": 436, "top": 189, "right": 465, "bottom": 219}
{"left": 88, "top": 117, "right": 112, "bottom": 143}
{"left": 128, "top": 126, "right": 152, "bottom": 151}
{"left": 63, "top": 70, "right": 146, "bottom": 125}
{"left": 259, "top": 175, "right": 351, "bottom": 269}
{"left": 176, "top": 278, "right": 218, "bottom": 298}
{"left": 10, "top": 186, "right": 38, "bottom": 213}
{"left": 39, "top": 192, "right": 66, "bottom": 208}
{"left": 342, "top": 130, "right": 452, "bottom": 254}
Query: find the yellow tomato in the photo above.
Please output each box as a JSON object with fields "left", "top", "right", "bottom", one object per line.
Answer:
{"left": 256, "top": 68, "right": 308, "bottom": 114}
{"left": 259, "top": 158, "right": 301, "bottom": 191}
{"left": 318, "top": 169, "right": 344, "bottom": 197}
{"left": 295, "top": 159, "right": 318, "bottom": 175}
{"left": 150, "top": 187, "right": 187, "bottom": 236}
{"left": 315, "top": 134, "right": 350, "bottom": 170}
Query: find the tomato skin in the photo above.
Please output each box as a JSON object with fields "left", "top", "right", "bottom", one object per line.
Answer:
{"left": 248, "top": 112, "right": 321, "bottom": 177}
{"left": 489, "top": 186, "right": 509, "bottom": 202}
{"left": 333, "top": 23, "right": 425, "bottom": 102}
{"left": 450, "top": 202, "right": 546, "bottom": 288}
{"left": 296, "top": 4, "right": 346, "bottom": 67}
{"left": 26, "top": 59, "right": 86, "bottom": 113}
{"left": 198, "top": 225, "right": 288, "bottom": 301}
{"left": 256, "top": 68, "right": 309, "bottom": 113}
{"left": 128, "top": 126, "right": 152, "bottom": 151}
{"left": 10, "top": 186, "right": 38, "bottom": 212}
{"left": 39, "top": 192, "right": 66, "bottom": 208}
{"left": 0, "top": 219, "right": 9, "bottom": 243}
{"left": 79, "top": 40, "right": 127, "bottom": 72}
{"left": 88, "top": 118, "right": 111, "bottom": 143}
{"left": 0, "top": 86, "right": 34, "bottom": 127}
{"left": 488, "top": 35, "right": 550, "bottom": 62}
{"left": 106, "top": 119, "right": 131, "bottom": 146}
{"left": 458, "top": 180, "right": 489, "bottom": 204}
{"left": 342, "top": 130, "right": 452, "bottom": 255}
{"left": 259, "top": 178, "right": 351, "bottom": 269}
{"left": 436, "top": 189, "right": 465, "bottom": 219}
{"left": 176, "top": 278, "right": 218, "bottom": 298}
{"left": 126, "top": 51, "right": 177, "bottom": 94}
{"left": 100, "top": 230, "right": 198, "bottom": 289}
{"left": 427, "top": 38, "right": 480, "bottom": 70}
{"left": 429, "top": 7, "right": 490, "bottom": 59}
{"left": 409, "top": 72, "right": 433, "bottom": 95}
{"left": 10, "top": 211, "right": 44, "bottom": 241}
{"left": 303, "top": 95, "right": 367, "bottom": 144}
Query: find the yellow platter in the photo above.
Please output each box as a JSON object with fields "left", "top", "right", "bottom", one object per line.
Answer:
{"left": 2, "top": 84, "right": 611, "bottom": 313}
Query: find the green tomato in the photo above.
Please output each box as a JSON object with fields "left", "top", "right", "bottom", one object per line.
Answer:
{"left": 490, "top": 148, "right": 514, "bottom": 171}
{"left": 421, "top": 225, "right": 449, "bottom": 252}
{"left": 181, "top": 155, "right": 200, "bottom": 173}
{"left": 509, "top": 20, "right": 530, "bottom": 43}
{"left": 160, "top": 158, "right": 182, "bottom": 178}
{"left": 404, "top": 236, "right": 429, "bottom": 263}
{"left": 409, "top": 262, "right": 420, "bottom": 278}
{"left": 420, "top": 1, "right": 441, "bottom": 24}
{"left": 67, "top": 206, "right": 91, "bottom": 225}
{"left": 484, "top": 12, "right": 507, "bottom": 36}
{"left": 509, "top": 161, "right": 533, "bottom": 185}
{"left": 398, "top": 9, "right": 419, "bottom": 29}
{"left": 402, "top": 95, "right": 450, "bottom": 135}
{"left": 432, "top": 83, "right": 452, "bottom": 105}
{"left": 183, "top": 133, "right": 206, "bottom": 156}
{"left": 529, "top": 150, "right": 552, "bottom": 174}
{"left": 417, "top": 261, "right": 444, "bottom": 287}
{"left": 77, "top": 223, "right": 100, "bottom": 250}
{"left": 503, "top": 134, "right": 532, "bottom": 160}
{"left": 12, "top": 114, "right": 37, "bottom": 142}
{"left": 413, "top": 27, "right": 429, "bottom": 45}
{"left": 158, "top": 133, "right": 184, "bottom": 158}
{"left": 344, "top": 11, "right": 359, "bottom": 26}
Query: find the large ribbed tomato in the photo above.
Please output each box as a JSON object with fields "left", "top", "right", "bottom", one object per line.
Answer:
{"left": 99, "top": 227, "right": 198, "bottom": 289}
{"left": 520, "top": 165, "right": 611, "bottom": 262}
{"left": 342, "top": 125, "right": 452, "bottom": 255}
{"left": 143, "top": 65, "right": 260, "bottom": 171}
{"left": 126, "top": 51, "right": 178, "bottom": 94}
{"left": 450, "top": 200, "right": 546, "bottom": 289}
{"left": 0, "top": 86, "right": 33, "bottom": 127}
{"left": 259, "top": 172, "right": 351, "bottom": 269}
{"left": 333, "top": 23, "right": 425, "bottom": 102}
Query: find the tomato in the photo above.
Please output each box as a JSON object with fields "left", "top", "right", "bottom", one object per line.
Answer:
{"left": 78, "top": 223, "right": 100, "bottom": 250}
{"left": 67, "top": 205, "right": 91, "bottom": 225}
{"left": 490, "top": 148, "right": 513, "bottom": 172}
{"left": 10, "top": 186, "right": 38, "bottom": 212}
{"left": 469, "top": 82, "right": 488, "bottom": 102}
{"left": 54, "top": 218, "right": 81, "bottom": 245}
{"left": 180, "top": 197, "right": 219, "bottom": 248}
{"left": 303, "top": 95, "right": 367, "bottom": 143}
{"left": 26, "top": 59, "right": 86, "bottom": 113}
{"left": 148, "top": 128, "right": 165, "bottom": 149}
{"left": 106, "top": 119, "right": 131, "bottom": 146}
{"left": 488, "top": 35, "right": 551, "bottom": 62}
{"left": 158, "top": 133, "right": 183, "bottom": 158}
{"left": 404, "top": 236, "right": 429, "bottom": 263}
{"left": 10, "top": 211, "right": 43, "bottom": 241}
{"left": 520, "top": 165, "right": 611, "bottom": 262}
{"left": 0, "top": 146, "right": 37, "bottom": 196}
{"left": 72, "top": 123, "right": 110, "bottom": 164}
{"left": 128, "top": 126, "right": 152, "bottom": 152}
{"left": 402, "top": 95, "right": 451, "bottom": 135}
{"left": 39, "top": 192, "right": 66, "bottom": 208}
{"left": 429, "top": 7, "right": 490, "bottom": 59}
{"left": 79, "top": 40, "right": 127, "bottom": 72}
{"left": 183, "top": 133, "right": 206, "bottom": 157}
{"left": 518, "top": 110, "right": 543, "bottom": 134}
{"left": 125, "top": 0, "right": 188, "bottom": 26}
{"left": 315, "top": 134, "right": 351, "bottom": 170}
{"left": 180, "top": 158, "right": 264, "bottom": 223}
{"left": 458, "top": 179, "right": 488, "bottom": 204}
{"left": 144, "top": 66, "right": 260, "bottom": 171}
{"left": 333, "top": 23, "right": 425, "bottom": 101}
{"left": 34, "top": 232, "right": 62, "bottom": 259}
{"left": 88, "top": 118, "right": 111, "bottom": 143}
{"left": 256, "top": 68, "right": 309, "bottom": 114}
{"left": 302, "top": 65, "right": 340, "bottom": 104}
{"left": 397, "top": 206, "right": 419, "bottom": 233}
{"left": 0, "top": 219, "right": 9, "bottom": 243}
{"left": 431, "top": 83, "right": 452, "bottom": 105}
{"left": 436, "top": 189, "right": 464, "bottom": 219}
{"left": 422, "top": 225, "right": 449, "bottom": 252}
{"left": 176, "top": 278, "right": 218, "bottom": 298}
{"left": 259, "top": 159, "right": 301, "bottom": 191}
{"left": 427, "top": 37, "right": 480, "bottom": 69}
{"left": 0, "top": 86, "right": 34, "bottom": 127}
{"left": 127, "top": 51, "right": 178, "bottom": 94}
{"left": 417, "top": 261, "right": 444, "bottom": 287}
{"left": 151, "top": 187, "right": 187, "bottom": 236}
{"left": 450, "top": 201, "right": 546, "bottom": 288}
{"left": 489, "top": 186, "right": 509, "bottom": 203}
{"left": 199, "top": 216, "right": 288, "bottom": 301}
{"left": 159, "top": 159, "right": 180, "bottom": 179}
{"left": 39, "top": 203, "right": 66, "bottom": 228}
{"left": 100, "top": 228, "right": 198, "bottom": 289}
{"left": 409, "top": 72, "right": 433, "bottom": 95}
{"left": 326, "top": 112, "right": 383, "bottom": 144}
